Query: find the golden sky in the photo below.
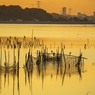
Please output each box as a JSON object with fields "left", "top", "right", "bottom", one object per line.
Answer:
{"left": 0, "top": 0, "right": 95, "bottom": 15}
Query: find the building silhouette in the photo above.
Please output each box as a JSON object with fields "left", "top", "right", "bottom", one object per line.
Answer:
{"left": 62, "top": 7, "right": 66, "bottom": 15}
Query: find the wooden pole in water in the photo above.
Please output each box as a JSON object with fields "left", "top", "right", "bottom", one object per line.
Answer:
{"left": 61, "top": 42, "right": 63, "bottom": 63}
{"left": 0, "top": 47, "right": 2, "bottom": 65}
{"left": 61, "top": 48, "right": 67, "bottom": 85}
{"left": 8, "top": 60, "right": 9, "bottom": 86}
{"left": 42, "top": 64, "right": 44, "bottom": 90}
{"left": 62, "top": 48, "right": 66, "bottom": 65}
{"left": 0, "top": 67, "right": 1, "bottom": 92}
{"left": 17, "top": 48, "right": 20, "bottom": 71}
{"left": 13, "top": 43, "right": 16, "bottom": 66}
{"left": 4, "top": 50, "right": 7, "bottom": 66}
{"left": 25, "top": 54, "right": 27, "bottom": 64}
{"left": 17, "top": 64, "right": 20, "bottom": 95}
{"left": 8, "top": 51, "right": 9, "bottom": 67}
{"left": 13, "top": 72, "right": 15, "bottom": 95}
{"left": 14, "top": 55, "right": 16, "bottom": 65}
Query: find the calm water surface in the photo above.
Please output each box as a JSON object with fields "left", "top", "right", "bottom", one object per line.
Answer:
{"left": 0, "top": 24, "right": 95, "bottom": 95}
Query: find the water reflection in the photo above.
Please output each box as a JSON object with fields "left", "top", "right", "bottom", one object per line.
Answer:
{"left": 0, "top": 47, "right": 86, "bottom": 95}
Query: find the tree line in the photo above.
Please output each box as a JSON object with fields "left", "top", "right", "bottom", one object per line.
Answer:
{"left": 0, "top": 5, "right": 92, "bottom": 23}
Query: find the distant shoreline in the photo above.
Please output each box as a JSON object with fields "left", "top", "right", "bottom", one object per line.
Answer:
{"left": 0, "top": 5, "right": 95, "bottom": 25}
{"left": 0, "top": 21, "right": 95, "bottom": 24}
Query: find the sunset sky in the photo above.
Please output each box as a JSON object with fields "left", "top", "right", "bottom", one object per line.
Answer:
{"left": 0, "top": 0, "right": 95, "bottom": 15}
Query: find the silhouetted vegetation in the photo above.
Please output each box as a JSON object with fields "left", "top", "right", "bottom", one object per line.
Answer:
{"left": 0, "top": 5, "right": 52, "bottom": 22}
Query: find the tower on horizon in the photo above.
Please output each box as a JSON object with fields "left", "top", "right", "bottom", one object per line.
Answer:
{"left": 62, "top": 7, "right": 66, "bottom": 15}
{"left": 37, "top": 1, "right": 40, "bottom": 8}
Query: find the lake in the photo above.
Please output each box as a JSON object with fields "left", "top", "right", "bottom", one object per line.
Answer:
{"left": 0, "top": 24, "right": 95, "bottom": 95}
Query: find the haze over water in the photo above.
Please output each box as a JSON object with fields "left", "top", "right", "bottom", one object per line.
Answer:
{"left": 0, "top": 24, "right": 95, "bottom": 95}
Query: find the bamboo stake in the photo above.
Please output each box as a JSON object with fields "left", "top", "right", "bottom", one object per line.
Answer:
{"left": 4, "top": 50, "right": 7, "bottom": 67}
{"left": 17, "top": 48, "right": 20, "bottom": 70}
{"left": 8, "top": 51, "right": 9, "bottom": 67}
{"left": 0, "top": 47, "right": 2, "bottom": 65}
